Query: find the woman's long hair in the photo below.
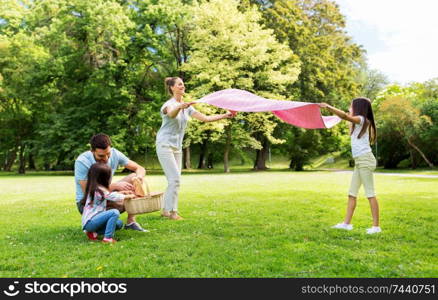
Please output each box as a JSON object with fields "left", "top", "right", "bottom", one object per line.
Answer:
{"left": 80, "top": 163, "right": 112, "bottom": 206}
{"left": 350, "top": 97, "right": 377, "bottom": 144}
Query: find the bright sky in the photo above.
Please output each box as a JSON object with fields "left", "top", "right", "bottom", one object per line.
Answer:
{"left": 334, "top": 0, "right": 438, "bottom": 84}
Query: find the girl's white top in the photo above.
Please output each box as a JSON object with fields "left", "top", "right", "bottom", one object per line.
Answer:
{"left": 81, "top": 190, "right": 125, "bottom": 228}
{"left": 351, "top": 116, "right": 372, "bottom": 158}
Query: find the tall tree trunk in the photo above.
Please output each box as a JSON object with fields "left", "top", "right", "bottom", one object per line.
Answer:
{"left": 407, "top": 138, "right": 434, "bottom": 168}
{"left": 4, "top": 148, "right": 17, "bottom": 171}
{"left": 2, "top": 150, "right": 9, "bottom": 170}
{"left": 18, "top": 144, "right": 26, "bottom": 174}
{"left": 289, "top": 159, "right": 295, "bottom": 169}
{"left": 253, "top": 138, "right": 269, "bottom": 170}
{"left": 295, "top": 161, "right": 304, "bottom": 171}
{"left": 183, "top": 147, "right": 191, "bottom": 169}
{"left": 408, "top": 148, "right": 417, "bottom": 169}
{"left": 55, "top": 152, "right": 66, "bottom": 170}
{"left": 224, "top": 125, "right": 232, "bottom": 173}
{"left": 171, "top": 26, "right": 187, "bottom": 80}
{"left": 289, "top": 157, "right": 304, "bottom": 171}
{"left": 207, "top": 153, "right": 214, "bottom": 169}
{"left": 0, "top": 152, "right": 4, "bottom": 170}
{"left": 28, "top": 152, "right": 36, "bottom": 170}
{"left": 198, "top": 140, "right": 208, "bottom": 169}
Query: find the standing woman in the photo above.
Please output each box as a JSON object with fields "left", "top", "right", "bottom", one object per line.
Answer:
{"left": 319, "top": 98, "right": 381, "bottom": 234}
{"left": 156, "top": 77, "right": 236, "bottom": 220}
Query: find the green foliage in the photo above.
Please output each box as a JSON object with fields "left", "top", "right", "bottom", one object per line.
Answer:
{"left": 358, "top": 68, "right": 389, "bottom": 100}
{"left": 259, "top": 0, "right": 364, "bottom": 103}
{"left": 254, "top": 0, "right": 365, "bottom": 168}
{"left": 0, "top": 0, "right": 178, "bottom": 170}
{"left": 375, "top": 82, "right": 437, "bottom": 168}
{"left": 419, "top": 99, "right": 438, "bottom": 165}
{"left": 1, "top": 0, "right": 435, "bottom": 173}
{"left": 181, "top": 0, "right": 300, "bottom": 168}
{"left": 0, "top": 8, "right": 54, "bottom": 172}
{"left": 33, "top": 0, "right": 138, "bottom": 166}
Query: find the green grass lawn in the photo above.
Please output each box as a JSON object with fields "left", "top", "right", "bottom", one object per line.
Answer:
{"left": 0, "top": 170, "right": 437, "bottom": 278}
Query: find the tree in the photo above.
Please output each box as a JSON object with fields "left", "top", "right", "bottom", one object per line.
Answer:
{"left": 374, "top": 82, "right": 437, "bottom": 169}
{"left": 0, "top": 0, "right": 199, "bottom": 171}
{"left": 132, "top": 0, "right": 199, "bottom": 169}
{"left": 378, "top": 96, "right": 433, "bottom": 168}
{"left": 417, "top": 78, "right": 438, "bottom": 166}
{"left": 182, "top": 0, "right": 300, "bottom": 172}
{"left": 253, "top": 0, "right": 364, "bottom": 170}
{"left": 358, "top": 68, "right": 389, "bottom": 100}
{"left": 419, "top": 99, "right": 438, "bottom": 165}
{"left": 260, "top": 0, "right": 363, "bottom": 102}
{"left": 0, "top": 8, "right": 53, "bottom": 173}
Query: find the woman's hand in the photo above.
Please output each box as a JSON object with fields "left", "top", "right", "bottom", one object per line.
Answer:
{"left": 318, "top": 103, "right": 329, "bottom": 108}
{"left": 225, "top": 110, "right": 237, "bottom": 118}
{"left": 179, "top": 102, "right": 195, "bottom": 109}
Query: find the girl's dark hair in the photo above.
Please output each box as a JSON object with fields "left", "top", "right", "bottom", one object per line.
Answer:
{"left": 81, "top": 163, "right": 112, "bottom": 206}
{"left": 164, "top": 77, "right": 181, "bottom": 96}
{"left": 351, "top": 97, "right": 377, "bottom": 144}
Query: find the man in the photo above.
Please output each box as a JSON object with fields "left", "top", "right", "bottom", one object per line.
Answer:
{"left": 74, "top": 133, "right": 147, "bottom": 232}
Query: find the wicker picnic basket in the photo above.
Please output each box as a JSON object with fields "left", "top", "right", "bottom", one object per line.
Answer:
{"left": 124, "top": 177, "right": 163, "bottom": 215}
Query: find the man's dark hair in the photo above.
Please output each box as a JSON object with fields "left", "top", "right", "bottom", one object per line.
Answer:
{"left": 90, "top": 133, "right": 112, "bottom": 151}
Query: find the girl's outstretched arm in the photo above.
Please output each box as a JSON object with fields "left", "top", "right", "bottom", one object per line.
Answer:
{"left": 318, "top": 103, "right": 361, "bottom": 124}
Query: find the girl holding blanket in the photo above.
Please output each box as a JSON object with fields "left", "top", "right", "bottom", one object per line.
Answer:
{"left": 319, "top": 98, "right": 381, "bottom": 234}
{"left": 156, "top": 77, "right": 236, "bottom": 220}
{"left": 81, "top": 163, "right": 136, "bottom": 243}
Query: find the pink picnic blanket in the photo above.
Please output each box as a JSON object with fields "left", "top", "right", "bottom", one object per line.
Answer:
{"left": 197, "top": 89, "right": 340, "bottom": 129}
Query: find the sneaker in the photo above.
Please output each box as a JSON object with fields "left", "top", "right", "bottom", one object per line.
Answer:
{"left": 125, "top": 222, "right": 149, "bottom": 232}
{"left": 331, "top": 223, "right": 353, "bottom": 230}
{"left": 102, "top": 237, "right": 117, "bottom": 244}
{"left": 85, "top": 231, "right": 98, "bottom": 241}
{"left": 366, "top": 226, "right": 382, "bottom": 234}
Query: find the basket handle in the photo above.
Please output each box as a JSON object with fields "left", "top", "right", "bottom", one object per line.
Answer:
{"left": 142, "top": 177, "right": 151, "bottom": 197}
{"left": 133, "top": 176, "right": 151, "bottom": 197}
